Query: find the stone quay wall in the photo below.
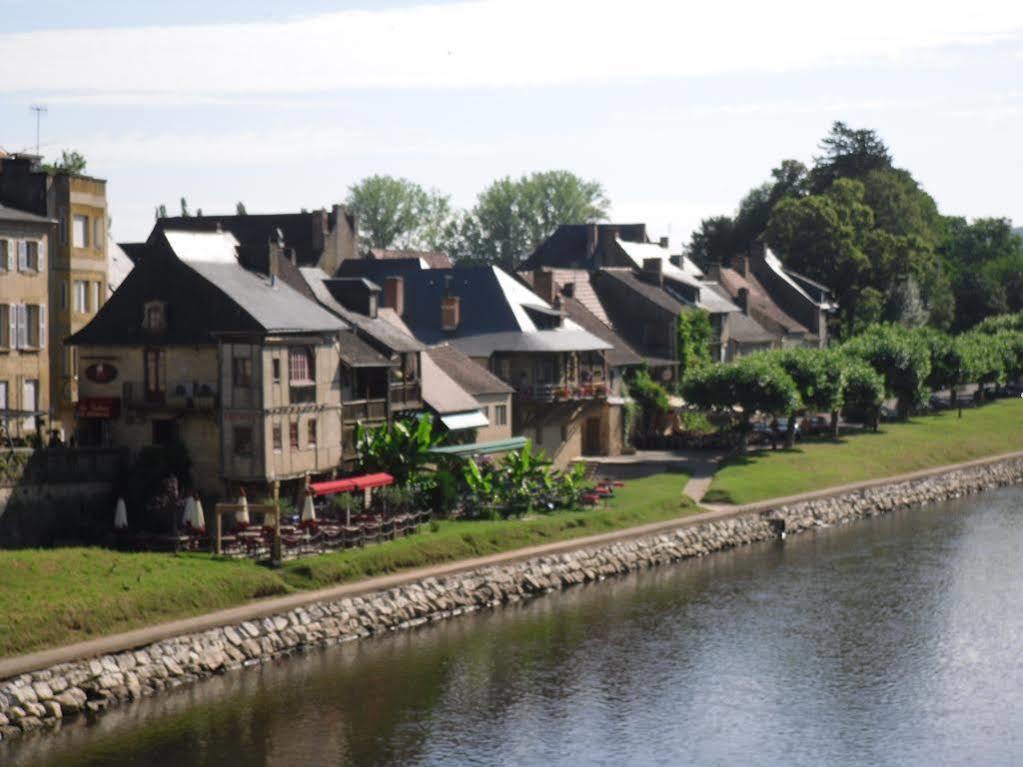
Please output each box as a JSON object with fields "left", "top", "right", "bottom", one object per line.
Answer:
{"left": 2, "top": 455, "right": 1022, "bottom": 741}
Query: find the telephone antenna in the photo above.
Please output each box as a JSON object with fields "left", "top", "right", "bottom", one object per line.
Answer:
{"left": 29, "top": 105, "right": 47, "bottom": 156}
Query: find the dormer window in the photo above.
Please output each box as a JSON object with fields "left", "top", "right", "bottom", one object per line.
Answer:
{"left": 143, "top": 301, "right": 166, "bottom": 332}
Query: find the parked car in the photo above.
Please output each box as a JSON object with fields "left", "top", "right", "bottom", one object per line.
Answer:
{"left": 802, "top": 415, "right": 831, "bottom": 436}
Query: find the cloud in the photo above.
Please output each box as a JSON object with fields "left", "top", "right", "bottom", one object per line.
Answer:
{"left": 1, "top": 0, "right": 1021, "bottom": 95}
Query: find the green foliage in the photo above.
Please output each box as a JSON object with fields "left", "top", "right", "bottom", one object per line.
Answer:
{"left": 43, "top": 149, "right": 88, "bottom": 175}
{"left": 354, "top": 415, "right": 444, "bottom": 486}
{"left": 943, "top": 218, "right": 1023, "bottom": 331}
{"left": 973, "top": 312, "right": 1023, "bottom": 335}
{"left": 345, "top": 174, "right": 452, "bottom": 252}
{"left": 122, "top": 441, "right": 193, "bottom": 532}
{"left": 235, "top": 201, "right": 247, "bottom": 215}
{"left": 627, "top": 368, "right": 671, "bottom": 436}
{"left": 839, "top": 356, "right": 886, "bottom": 427}
{"left": 810, "top": 121, "right": 893, "bottom": 191}
{"left": 843, "top": 324, "right": 931, "bottom": 417}
{"left": 443, "top": 170, "right": 608, "bottom": 270}
{"left": 676, "top": 309, "right": 713, "bottom": 378}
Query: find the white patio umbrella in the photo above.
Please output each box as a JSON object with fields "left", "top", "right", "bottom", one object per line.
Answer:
{"left": 301, "top": 490, "right": 317, "bottom": 523}
{"left": 113, "top": 498, "right": 128, "bottom": 530}
{"left": 182, "top": 496, "right": 196, "bottom": 528}
{"left": 193, "top": 494, "right": 206, "bottom": 531}
{"left": 235, "top": 489, "right": 250, "bottom": 525}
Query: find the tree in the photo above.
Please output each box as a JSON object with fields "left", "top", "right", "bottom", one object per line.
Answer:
{"left": 627, "top": 368, "right": 671, "bottom": 438}
{"left": 943, "top": 217, "right": 1023, "bottom": 330}
{"left": 840, "top": 357, "right": 886, "bottom": 431}
{"left": 682, "top": 356, "right": 800, "bottom": 453}
{"left": 354, "top": 415, "right": 444, "bottom": 486}
{"left": 44, "top": 149, "right": 87, "bottom": 175}
{"left": 345, "top": 175, "right": 451, "bottom": 252}
{"left": 884, "top": 276, "right": 929, "bottom": 328}
{"left": 811, "top": 121, "right": 893, "bottom": 191}
{"left": 676, "top": 309, "right": 713, "bottom": 380}
{"left": 844, "top": 324, "right": 931, "bottom": 418}
{"left": 180, "top": 197, "right": 190, "bottom": 217}
{"left": 154, "top": 204, "right": 168, "bottom": 221}
{"left": 236, "top": 202, "right": 248, "bottom": 215}
{"left": 773, "top": 348, "right": 845, "bottom": 444}
{"left": 685, "top": 216, "right": 737, "bottom": 271}
{"left": 446, "top": 170, "right": 608, "bottom": 270}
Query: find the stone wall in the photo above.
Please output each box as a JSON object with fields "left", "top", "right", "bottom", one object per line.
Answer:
{"left": 2, "top": 455, "right": 1021, "bottom": 741}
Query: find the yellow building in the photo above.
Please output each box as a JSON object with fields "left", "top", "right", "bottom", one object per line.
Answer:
{"left": 0, "top": 203, "right": 54, "bottom": 442}
{"left": 0, "top": 156, "right": 108, "bottom": 437}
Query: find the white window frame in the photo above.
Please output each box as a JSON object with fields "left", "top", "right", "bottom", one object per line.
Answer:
{"left": 0, "top": 381, "right": 7, "bottom": 412}
{"left": 495, "top": 404, "right": 508, "bottom": 426}
{"left": 74, "top": 280, "right": 88, "bottom": 313}
{"left": 73, "top": 214, "right": 89, "bottom": 249}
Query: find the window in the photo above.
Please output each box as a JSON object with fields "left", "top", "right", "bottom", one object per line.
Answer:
{"left": 288, "top": 347, "right": 314, "bottom": 384}
{"left": 24, "top": 241, "right": 39, "bottom": 271}
{"left": 144, "top": 348, "right": 166, "bottom": 401}
{"left": 307, "top": 418, "right": 317, "bottom": 448}
{"left": 94, "top": 218, "right": 105, "bottom": 249}
{"left": 73, "top": 215, "right": 89, "bottom": 248}
{"left": 0, "top": 240, "right": 7, "bottom": 271}
{"left": 22, "top": 379, "right": 38, "bottom": 432}
{"left": 495, "top": 404, "right": 508, "bottom": 426}
{"left": 152, "top": 419, "right": 174, "bottom": 446}
{"left": 91, "top": 281, "right": 100, "bottom": 312}
{"left": 143, "top": 301, "right": 166, "bottom": 331}
{"left": 24, "top": 305, "right": 41, "bottom": 348}
{"left": 272, "top": 358, "right": 281, "bottom": 383}
{"left": 0, "top": 305, "right": 8, "bottom": 348}
{"left": 74, "top": 280, "right": 88, "bottom": 313}
{"left": 232, "top": 357, "right": 253, "bottom": 387}
{"left": 272, "top": 425, "right": 282, "bottom": 452}
{"left": 498, "top": 357, "right": 511, "bottom": 382}
{"left": 0, "top": 381, "right": 6, "bottom": 411}
{"left": 289, "top": 421, "right": 299, "bottom": 449}
{"left": 233, "top": 426, "right": 254, "bottom": 457}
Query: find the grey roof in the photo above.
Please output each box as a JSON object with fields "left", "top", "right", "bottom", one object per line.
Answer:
{"left": 449, "top": 330, "right": 610, "bottom": 358}
{"left": 726, "top": 311, "right": 778, "bottom": 344}
{"left": 299, "top": 267, "right": 423, "bottom": 353}
{"left": 420, "top": 352, "right": 481, "bottom": 415}
{"left": 597, "top": 269, "right": 684, "bottom": 315}
{"left": 0, "top": 203, "right": 53, "bottom": 225}
{"left": 692, "top": 282, "right": 741, "bottom": 314}
{"left": 561, "top": 296, "right": 644, "bottom": 368}
{"left": 425, "top": 344, "right": 514, "bottom": 395}
{"left": 340, "top": 329, "right": 396, "bottom": 367}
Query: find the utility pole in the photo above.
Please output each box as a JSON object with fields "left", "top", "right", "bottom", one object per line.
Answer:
{"left": 29, "top": 104, "right": 47, "bottom": 156}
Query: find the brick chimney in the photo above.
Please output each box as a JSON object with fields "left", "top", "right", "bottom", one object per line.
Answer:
{"left": 734, "top": 254, "right": 750, "bottom": 278}
{"left": 441, "top": 274, "right": 460, "bottom": 330}
{"left": 705, "top": 263, "right": 722, "bottom": 282}
{"left": 585, "top": 224, "right": 599, "bottom": 260}
{"left": 533, "top": 269, "right": 557, "bottom": 304}
{"left": 736, "top": 287, "right": 749, "bottom": 314}
{"left": 595, "top": 225, "right": 619, "bottom": 266}
{"left": 642, "top": 257, "right": 664, "bottom": 287}
{"left": 268, "top": 227, "right": 285, "bottom": 284}
{"left": 659, "top": 236, "right": 669, "bottom": 249}
{"left": 382, "top": 276, "right": 405, "bottom": 316}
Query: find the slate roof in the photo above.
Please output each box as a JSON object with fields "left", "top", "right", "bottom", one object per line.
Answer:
{"left": 518, "top": 223, "right": 649, "bottom": 271}
{"left": 520, "top": 267, "right": 610, "bottom": 325}
{"left": 299, "top": 267, "right": 423, "bottom": 354}
{"left": 595, "top": 269, "right": 684, "bottom": 315}
{"left": 340, "top": 329, "right": 396, "bottom": 368}
{"left": 0, "top": 203, "right": 52, "bottom": 224}
{"left": 368, "top": 248, "right": 453, "bottom": 269}
{"left": 118, "top": 242, "right": 147, "bottom": 264}
{"left": 425, "top": 344, "right": 514, "bottom": 396}
{"left": 718, "top": 267, "right": 810, "bottom": 336}
{"left": 726, "top": 311, "right": 778, "bottom": 344}
{"left": 420, "top": 352, "right": 481, "bottom": 415}
{"left": 560, "top": 296, "right": 644, "bottom": 368}
{"left": 69, "top": 230, "right": 343, "bottom": 347}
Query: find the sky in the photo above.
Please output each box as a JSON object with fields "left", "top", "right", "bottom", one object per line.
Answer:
{"left": 1, "top": 0, "right": 1021, "bottom": 247}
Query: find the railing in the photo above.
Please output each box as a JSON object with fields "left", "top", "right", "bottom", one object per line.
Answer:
{"left": 517, "top": 382, "right": 608, "bottom": 403}
{"left": 343, "top": 399, "right": 388, "bottom": 423}
{"left": 289, "top": 384, "right": 317, "bottom": 405}
{"left": 389, "top": 381, "right": 421, "bottom": 406}
{"left": 123, "top": 381, "right": 217, "bottom": 412}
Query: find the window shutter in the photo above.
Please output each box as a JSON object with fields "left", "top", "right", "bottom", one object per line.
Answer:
{"left": 13, "top": 304, "right": 21, "bottom": 349}
{"left": 38, "top": 305, "right": 46, "bottom": 349}
{"left": 36, "top": 242, "right": 44, "bottom": 272}
{"left": 17, "top": 241, "right": 27, "bottom": 271}
{"left": 19, "top": 305, "right": 28, "bottom": 349}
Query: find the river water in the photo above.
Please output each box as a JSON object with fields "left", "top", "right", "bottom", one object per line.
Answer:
{"left": 7, "top": 486, "right": 1023, "bottom": 767}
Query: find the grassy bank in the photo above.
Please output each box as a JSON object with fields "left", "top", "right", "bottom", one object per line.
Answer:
{"left": 0, "top": 471, "right": 694, "bottom": 658}
{"left": 704, "top": 398, "right": 1023, "bottom": 505}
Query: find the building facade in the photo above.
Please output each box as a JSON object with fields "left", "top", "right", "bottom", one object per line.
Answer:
{"left": 0, "top": 204, "right": 54, "bottom": 441}
{"left": 0, "top": 156, "right": 109, "bottom": 435}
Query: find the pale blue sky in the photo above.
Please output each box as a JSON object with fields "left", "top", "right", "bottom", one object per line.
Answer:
{"left": 1, "top": 0, "right": 1021, "bottom": 246}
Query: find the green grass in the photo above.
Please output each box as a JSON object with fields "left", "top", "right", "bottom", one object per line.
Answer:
{"left": 704, "top": 398, "right": 1023, "bottom": 505}
{"left": 0, "top": 472, "right": 695, "bottom": 658}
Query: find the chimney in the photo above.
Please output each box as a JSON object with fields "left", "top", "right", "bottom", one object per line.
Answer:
{"left": 749, "top": 239, "right": 766, "bottom": 264}
{"left": 596, "top": 225, "right": 619, "bottom": 266}
{"left": 268, "top": 227, "right": 286, "bottom": 283}
{"left": 562, "top": 281, "right": 575, "bottom": 298}
{"left": 659, "top": 236, "right": 669, "bottom": 249}
{"left": 441, "top": 296, "right": 460, "bottom": 330}
{"left": 533, "top": 269, "right": 557, "bottom": 304}
{"left": 441, "top": 274, "right": 460, "bottom": 330}
{"left": 642, "top": 257, "right": 664, "bottom": 287}
{"left": 705, "top": 263, "right": 722, "bottom": 282}
{"left": 736, "top": 287, "right": 749, "bottom": 314}
{"left": 669, "top": 254, "right": 682, "bottom": 268}
{"left": 585, "top": 224, "right": 599, "bottom": 260}
{"left": 382, "top": 276, "right": 405, "bottom": 316}
{"left": 734, "top": 254, "right": 750, "bottom": 278}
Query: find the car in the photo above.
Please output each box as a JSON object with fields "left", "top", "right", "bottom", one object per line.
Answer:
{"left": 803, "top": 415, "right": 831, "bottom": 436}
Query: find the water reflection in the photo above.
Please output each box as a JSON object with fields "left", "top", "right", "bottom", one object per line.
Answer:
{"left": 7, "top": 486, "right": 1023, "bottom": 767}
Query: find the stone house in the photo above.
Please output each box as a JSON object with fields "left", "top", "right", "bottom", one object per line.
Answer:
{"left": 0, "top": 203, "right": 54, "bottom": 441}
{"left": 423, "top": 343, "right": 514, "bottom": 444}
{"left": 68, "top": 229, "right": 346, "bottom": 497}
{"left": 0, "top": 155, "right": 109, "bottom": 435}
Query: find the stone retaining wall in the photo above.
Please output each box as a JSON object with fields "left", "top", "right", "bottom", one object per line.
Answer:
{"left": 2, "top": 456, "right": 1022, "bottom": 741}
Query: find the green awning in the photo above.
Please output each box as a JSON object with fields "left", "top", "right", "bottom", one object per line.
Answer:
{"left": 428, "top": 436, "right": 528, "bottom": 459}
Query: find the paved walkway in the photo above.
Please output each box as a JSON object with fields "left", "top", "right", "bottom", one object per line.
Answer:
{"left": 579, "top": 449, "right": 725, "bottom": 503}
{"left": 2, "top": 449, "right": 1020, "bottom": 680}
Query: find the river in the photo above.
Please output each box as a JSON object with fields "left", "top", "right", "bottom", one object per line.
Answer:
{"left": 6, "top": 485, "right": 1023, "bottom": 767}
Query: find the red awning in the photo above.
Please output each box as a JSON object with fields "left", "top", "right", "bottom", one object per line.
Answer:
{"left": 309, "top": 473, "right": 394, "bottom": 496}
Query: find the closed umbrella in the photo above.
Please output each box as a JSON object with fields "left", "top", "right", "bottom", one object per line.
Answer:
{"left": 182, "top": 496, "right": 196, "bottom": 528}
{"left": 193, "top": 493, "right": 206, "bottom": 531}
{"left": 236, "top": 488, "right": 250, "bottom": 526}
{"left": 301, "top": 490, "right": 316, "bottom": 523}
{"left": 113, "top": 498, "right": 128, "bottom": 530}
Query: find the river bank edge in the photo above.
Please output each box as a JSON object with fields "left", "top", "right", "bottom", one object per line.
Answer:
{"left": 2, "top": 451, "right": 1023, "bottom": 742}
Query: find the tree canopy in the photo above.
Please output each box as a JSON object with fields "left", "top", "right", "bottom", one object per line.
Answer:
{"left": 43, "top": 149, "right": 87, "bottom": 175}
{"left": 345, "top": 175, "right": 451, "bottom": 252}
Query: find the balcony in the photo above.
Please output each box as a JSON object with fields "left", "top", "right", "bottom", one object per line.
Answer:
{"left": 389, "top": 381, "right": 421, "bottom": 408}
{"left": 289, "top": 384, "right": 317, "bottom": 405}
{"left": 123, "top": 381, "right": 218, "bottom": 412}
{"left": 343, "top": 398, "right": 388, "bottom": 423}
{"left": 517, "top": 382, "right": 608, "bottom": 403}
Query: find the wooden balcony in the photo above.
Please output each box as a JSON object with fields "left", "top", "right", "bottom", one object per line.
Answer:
{"left": 389, "top": 381, "right": 422, "bottom": 408}
{"left": 516, "top": 382, "right": 608, "bottom": 403}
{"left": 343, "top": 398, "right": 388, "bottom": 423}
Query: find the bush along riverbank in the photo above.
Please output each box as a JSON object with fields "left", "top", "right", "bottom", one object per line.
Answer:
{"left": 1, "top": 455, "right": 1022, "bottom": 742}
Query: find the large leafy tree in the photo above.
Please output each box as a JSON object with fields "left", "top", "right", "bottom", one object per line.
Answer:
{"left": 810, "top": 121, "right": 893, "bottom": 191}
{"left": 773, "top": 348, "right": 845, "bottom": 444}
{"left": 346, "top": 175, "right": 452, "bottom": 252}
{"left": 839, "top": 357, "right": 886, "bottom": 431}
{"left": 446, "top": 170, "right": 608, "bottom": 269}
{"left": 843, "top": 324, "right": 931, "bottom": 418}
{"left": 943, "top": 217, "right": 1023, "bottom": 330}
